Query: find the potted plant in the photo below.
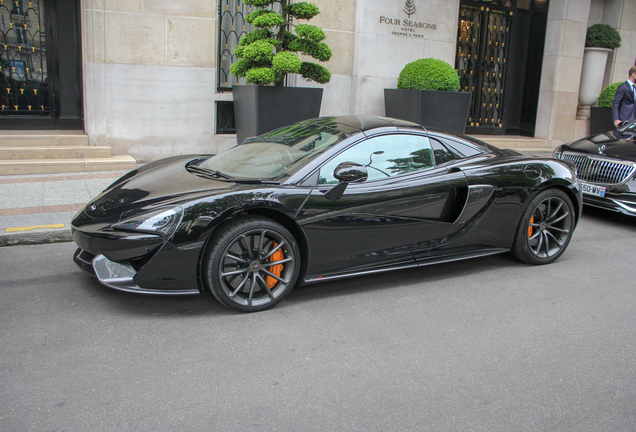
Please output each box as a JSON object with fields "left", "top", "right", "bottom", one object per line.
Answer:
{"left": 590, "top": 81, "right": 622, "bottom": 134}
{"left": 230, "top": 0, "right": 332, "bottom": 144}
{"left": 384, "top": 58, "right": 471, "bottom": 134}
{"left": 578, "top": 24, "right": 622, "bottom": 120}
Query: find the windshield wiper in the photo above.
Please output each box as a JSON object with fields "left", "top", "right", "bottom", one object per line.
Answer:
{"left": 231, "top": 179, "right": 280, "bottom": 185}
{"left": 186, "top": 164, "right": 234, "bottom": 180}
{"left": 186, "top": 163, "right": 279, "bottom": 184}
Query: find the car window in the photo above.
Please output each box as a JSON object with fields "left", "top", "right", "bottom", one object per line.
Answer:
{"left": 430, "top": 139, "right": 455, "bottom": 165}
{"left": 436, "top": 135, "right": 485, "bottom": 158}
{"left": 318, "top": 134, "right": 435, "bottom": 185}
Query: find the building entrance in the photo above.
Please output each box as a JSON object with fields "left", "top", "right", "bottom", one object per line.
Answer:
{"left": 456, "top": 0, "right": 549, "bottom": 136}
{"left": 0, "top": 0, "right": 82, "bottom": 130}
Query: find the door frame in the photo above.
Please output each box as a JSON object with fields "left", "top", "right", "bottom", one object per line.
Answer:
{"left": 0, "top": 0, "right": 83, "bottom": 130}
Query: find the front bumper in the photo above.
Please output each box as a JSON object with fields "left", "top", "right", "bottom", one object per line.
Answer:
{"left": 72, "top": 222, "right": 205, "bottom": 294}
{"left": 73, "top": 248, "right": 200, "bottom": 295}
{"left": 582, "top": 192, "right": 636, "bottom": 216}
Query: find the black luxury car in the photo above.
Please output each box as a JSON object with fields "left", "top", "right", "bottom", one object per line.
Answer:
{"left": 72, "top": 116, "right": 582, "bottom": 312}
{"left": 553, "top": 119, "right": 636, "bottom": 216}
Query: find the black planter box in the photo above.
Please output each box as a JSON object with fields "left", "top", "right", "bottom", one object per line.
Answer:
{"left": 233, "top": 85, "right": 323, "bottom": 144}
{"left": 384, "top": 89, "right": 472, "bottom": 135}
{"left": 590, "top": 106, "right": 614, "bottom": 135}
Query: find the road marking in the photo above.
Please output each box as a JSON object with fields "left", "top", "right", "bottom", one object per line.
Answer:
{"left": 5, "top": 224, "right": 65, "bottom": 232}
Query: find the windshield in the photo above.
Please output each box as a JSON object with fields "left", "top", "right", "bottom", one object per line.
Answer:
{"left": 202, "top": 122, "right": 349, "bottom": 179}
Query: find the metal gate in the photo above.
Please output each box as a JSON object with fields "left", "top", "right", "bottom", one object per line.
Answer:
{"left": 0, "top": 0, "right": 82, "bottom": 129}
{"left": 456, "top": 3, "right": 513, "bottom": 133}
{"left": 0, "top": 0, "right": 49, "bottom": 117}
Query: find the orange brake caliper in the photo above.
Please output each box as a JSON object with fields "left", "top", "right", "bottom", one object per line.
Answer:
{"left": 266, "top": 242, "right": 284, "bottom": 288}
{"left": 528, "top": 216, "right": 534, "bottom": 238}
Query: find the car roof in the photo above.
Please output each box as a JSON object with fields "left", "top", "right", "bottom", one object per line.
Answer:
{"left": 304, "top": 115, "right": 425, "bottom": 135}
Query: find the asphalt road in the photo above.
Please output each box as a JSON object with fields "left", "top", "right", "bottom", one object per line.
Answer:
{"left": 1, "top": 207, "right": 635, "bottom": 432}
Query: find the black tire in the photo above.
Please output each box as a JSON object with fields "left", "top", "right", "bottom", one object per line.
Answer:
{"left": 512, "top": 188, "right": 575, "bottom": 265}
{"left": 203, "top": 215, "right": 300, "bottom": 312}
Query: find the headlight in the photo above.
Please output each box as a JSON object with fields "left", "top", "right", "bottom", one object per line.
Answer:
{"left": 113, "top": 207, "right": 183, "bottom": 237}
{"left": 552, "top": 148, "right": 563, "bottom": 159}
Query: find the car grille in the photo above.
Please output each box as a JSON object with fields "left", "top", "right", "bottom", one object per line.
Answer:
{"left": 561, "top": 153, "right": 636, "bottom": 185}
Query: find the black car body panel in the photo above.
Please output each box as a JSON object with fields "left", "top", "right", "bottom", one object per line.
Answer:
{"left": 72, "top": 116, "right": 582, "bottom": 299}
{"left": 555, "top": 125, "right": 636, "bottom": 215}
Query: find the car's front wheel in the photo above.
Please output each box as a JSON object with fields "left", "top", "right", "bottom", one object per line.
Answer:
{"left": 512, "top": 188, "right": 575, "bottom": 265}
{"left": 203, "top": 215, "right": 300, "bottom": 312}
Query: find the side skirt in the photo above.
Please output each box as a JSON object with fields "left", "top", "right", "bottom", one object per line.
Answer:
{"left": 302, "top": 247, "right": 510, "bottom": 284}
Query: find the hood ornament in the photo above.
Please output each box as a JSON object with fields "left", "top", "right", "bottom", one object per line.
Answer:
{"left": 598, "top": 145, "right": 606, "bottom": 155}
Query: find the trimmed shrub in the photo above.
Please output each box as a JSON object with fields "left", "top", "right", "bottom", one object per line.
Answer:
{"left": 230, "top": 0, "right": 331, "bottom": 86}
{"left": 586, "top": 24, "right": 622, "bottom": 49}
{"left": 397, "top": 58, "right": 460, "bottom": 92}
{"left": 597, "top": 81, "right": 623, "bottom": 107}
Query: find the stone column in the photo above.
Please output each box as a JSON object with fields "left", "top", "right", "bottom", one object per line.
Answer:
{"left": 602, "top": 0, "right": 636, "bottom": 87}
{"left": 535, "top": 0, "right": 591, "bottom": 147}
{"left": 81, "top": 0, "right": 217, "bottom": 162}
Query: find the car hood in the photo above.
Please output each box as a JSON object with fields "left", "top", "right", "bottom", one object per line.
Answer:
{"left": 562, "top": 132, "right": 636, "bottom": 161}
{"left": 81, "top": 155, "right": 245, "bottom": 221}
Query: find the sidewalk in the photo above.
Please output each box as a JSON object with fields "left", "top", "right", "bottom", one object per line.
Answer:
{"left": 0, "top": 170, "right": 130, "bottom": 246}
{"left": 0, "top": 150, "right": 555, "bottom": 247}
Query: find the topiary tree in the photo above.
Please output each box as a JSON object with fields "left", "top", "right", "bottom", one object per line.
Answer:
{"left": 230, "top": 0, "right": 332, "bottom": 86}
{"left": 397, "top": 58, "right": 460, "bottom": 92}
{"left": 597, "top": 81, "right": 622, "bottom": 107}
{"left": 586, "top": 24, "right": 622, "bottom": 49}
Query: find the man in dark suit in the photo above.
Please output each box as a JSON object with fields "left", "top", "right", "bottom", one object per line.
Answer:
{"left": 612, "top": 66, "right": 636, "bottom": 138}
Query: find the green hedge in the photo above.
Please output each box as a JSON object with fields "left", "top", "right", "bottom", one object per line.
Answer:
{"left": 586, "top": 24, "right": 622, "bottom": 49}
{"left": 597, "top": 81, "right": 622, "bottom": 108}
{"left": 397, "top": 58, "right": 460, "bottom": 92}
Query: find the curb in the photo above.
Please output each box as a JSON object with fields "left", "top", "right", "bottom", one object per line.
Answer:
{"left": 0, "top": 227, "right": 73, "bottom": 247}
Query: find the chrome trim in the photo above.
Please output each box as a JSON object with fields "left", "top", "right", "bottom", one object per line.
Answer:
{"left": 92, "top": 254, "right": 199, "bottom": 295}
{"left": 561, "top": 153, "right": 636, "bottom": 185}
{"left": 614, "top": 200, "right": 636, "bottom": 213}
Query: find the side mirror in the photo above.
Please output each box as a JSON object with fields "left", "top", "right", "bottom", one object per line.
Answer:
{"left": 333, "top": 162, "right": 368, "bottom": 183}
{"left": 324, "top": 162, "right": 367, "bottom": 200}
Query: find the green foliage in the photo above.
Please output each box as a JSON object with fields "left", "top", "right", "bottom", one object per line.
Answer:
{"left": 289, "top": 39, "right": 332, "bottom": 61}
{"left": 242, "top": 40, "right": 275, "bottom": 65}
{"left": 239, "top": 29, "right": 273, "bottom": 46}
{"left": 272, "top": 51, "right": 302, "bottom": 74}
{"left": 397, "top": 58, "right": 460, "bottom": 92}
{"left": 598, "top": 81, "right": 622, "bottom": 107}
{"left": 246, "top": 10, "right": 286, "bottom": 28}
{"left": 586, "top": 24, "right": 622, "bottom": 49}
{"left": 300, "top": 62, "right": 331, "bottom": 84}
{"left": 243, "top": 0, "right": 275, "bottom": 7}
{"left": 230, "top": 59, "right": 250, "bottom": 77}
{"left": 295, "top": 24, "right": 325, "bottom": 42}
{"left": 246, "top": 67, "right": 278, "bottom": 85}
{"left": 231, "top": 0, "right": 331, "bottom": 86}
{"left": 288, "top": 2, "right": 320, "bottom": 20}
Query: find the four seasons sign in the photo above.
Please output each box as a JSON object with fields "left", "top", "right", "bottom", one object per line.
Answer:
{"left": 379, "top": 0, "right": 437, "bottom": 38}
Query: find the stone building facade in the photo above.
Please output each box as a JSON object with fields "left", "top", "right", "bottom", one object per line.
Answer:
{"left": 3, "top": 0, "right": 636, "bottom": 161}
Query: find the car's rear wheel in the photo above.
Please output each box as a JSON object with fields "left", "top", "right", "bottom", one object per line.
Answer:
{"left": 512, "top": 188, "right": 575, "bottom": 265}
{"left": 203, "top": 215, "right": 300, "bottom": 312}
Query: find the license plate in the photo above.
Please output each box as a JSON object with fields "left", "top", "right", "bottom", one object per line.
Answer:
{"left": 580, "top": 181, "right": 606, "bottom": 197}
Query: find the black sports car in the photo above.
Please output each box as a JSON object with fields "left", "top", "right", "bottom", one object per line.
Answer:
{"left": 553, "top": 119, "right": 636, "bottom": 216}
{"left": 72, "top": 116, "right": 582, "bottom": 312}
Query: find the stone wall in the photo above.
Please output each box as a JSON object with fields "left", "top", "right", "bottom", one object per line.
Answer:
{"left": 349, "top": 0, "right": 460, "bottom": 116}
{"left": 80, "top": 0, "right": 636, "bottom": 160}
{"left": 82, "top": 0, "right": 217, "bottom": 162}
